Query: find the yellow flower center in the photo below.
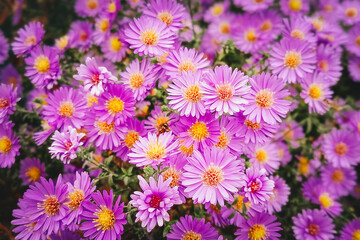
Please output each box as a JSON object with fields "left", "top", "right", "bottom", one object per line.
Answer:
{"left": 108, "top": 2, "right": 116, "bottom": 12}
{"left": 216, "top": 84, "right": 233, "bottom": 101}
{"left": 163, "top": 168, "right": 181, "bottom": 187}
{"left": 245, "top": 120, "right": 262, "bottom": 130}
{"left": 318, "top": 60, "right": 329, "bottom": 72}
{"left": 201, "top": 163, "right": 224, "bottom": 187}
{"left": 87, "top": 0, "right": 98, "bottom": 10}
{"left": 284, "top": 50, "right": 302, "bottom": 69}
{"left": 56, "top": 36, "right": 69, "bottom": 50}
{"left": 248, "top": 224, "right": 267, "bottom": 240}
{"left": 219, "top": 22, "right": 230, "bottom": 34}
{"left": 246, "top": 29, "right": 258, "bottom": 42}
{"left": 67, "top": 189, "right": 85, "bottom": 210}
{"left": 331, "top": 169, "right": 344, "bottom": 183}
{"left": 255, "top": 89, "right": 275, "bottom": 109}
{"left": 25, "top": 36, "right": 37, "bottom": 46}
{"left": 353, "top": 230, "right": 360, "bottom": 240}
{"left": 140, "top": 29, "right": 159, "bottom": 46}
{"left": 94, "top": 206, "right": 115, "bottom": 231}
{"left": 110, "top": 36, "right": 122, "bottom": 51}
{"left": 178, "top": 60, "right": 196, "bottom": 73}
{"left": 319, "top": 193, "right": 334, "bottom": 209}
{"left": 284, "top": 129, "right": 294, "bottom": 140}
{"left": 146, "top": 143, "right": 166, "bottom": 161}
{"left": 0, "top": 98, "right": 10, "bottom": 109}
{"left": 215, "top": 132, "right": 229, "bottom": 149}
{"left": 288, "top": 0, "right": 302, "bottom": 11}
{"left": 182, "top": 231, "right": 202, "bottom": 240}
{"left": 346, "top": 7, "right": 358, "bottom": 18}
{"left": 312, "top": 19, "right": 324, "bottom": 31}
{"left": 188, "top": 122, "right": 209, "bottom": 141}
{"left": 25, "top": 167, "right": 41, "bottom": 182}
{"left": 211, "top": 4, "right": 224, "bottom": 16}
{"left": 184, "top": 85, "right": 202, "bottom": 103}
{"left": 106, "top": 97, "right": 124, "bottom": 115}
{"left": 255, "top": 149, "right": 268, "bottom": 163}
{"left": 307, "top": 223, "right": 319, "bottom": 236}
{"left": 298, "top": 157, "right": 309, "bottom": 175}
{"left": 129, "top": 72, "right": 144, "bottom": 89}
{"left": 179, "top": 144, "right": 194, "bottom": 156}
{"left": 124, "top": 130, "right": 139, "bottom": 149}
{"left": 43, "top": 195, "right": 60, "bottom": 216}
{"left": 34, "top": 55, "right": 50, "bottom": 73}
{"left": 291, "top": 30, "right": 305, "bottom": 40}
{"left": 96, "top": 121, "right": 115, "bottom": 134}
{"left": 234, "top": 195, "right": 245, "bottom": 211}
{"left": 58, "top": 101, "right": 74, "bottom": 118}
{"left": 355, "top": 36, "right": 360, "bottom": 46}
{"left": 335, "top": 142, "right": 348, "bottom": 156}
{"left": 87, "top": 95, "right": 98, "bottom": 107}
{"left": 99, "top": 19, "right": 110, "bottom": 32}
{"left": 261, "top": 21, "right": 272, "bottom": 32}
{"left": 308, "top": 84, "right": 323, "bottom": 100}
{"left": 157, "top": 11, "right": 173, "bottom": 26}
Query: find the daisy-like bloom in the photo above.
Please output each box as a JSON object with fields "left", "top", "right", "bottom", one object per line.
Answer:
{"left": 49, "top": 126, "right": 85, "bottom": 164}
{"left": 340, "top": 218, "right": 360, "bottom": 240}
{"left": 128, "top": 131, "right": 178, "bottom": 168}
{"left": 235, "top": 212, "right": 282, "bottom": 240}
{"left": 167, "top": 71, "right": 206, "bottom": 118}
{"left": 0, "top": 65, "right": 22, "bottom": 96}
{"left": 12, "top": 21, "right": 44, "bottom": 56}
{"left": 93, "top": 14, "right": 113, "bottom": 45}
{"left": 316, "top": 22, "right": 348, "bottom": 48}
{"left": 321, "top": 164, "right": 357, "bottom": 197}
{"left": 199, "top": 31, "right": 223, "bottom": 61}
{"left": 167, "top": 215, "right": 219, "bottom": 240}
{"left": 347, "top": 24, "right": 360, "bottom": 57}
{"left": 276, "top": 141, "right": 292, "bottom": 166}
{"left": 162, "top": 47, "right": 210, "bottom": 77}
{"left": 80, "top": 190, "right": 127, "bottom": 240}
{"left": 215, "top": 116, "right": 244, "bottom": 156}
{"left": 257, "top": 10, "right": 283, "bottom": 40}
{"left": 12, "top": 0, "right": 23, "bottom": 25}
{"left": 24, "top": 46, "right": 62, "bottom": 89}
{"left": 69, "top": 21, "right": 93, "bottom": 52}
{"left": 234, "top": 0, "right": 273, "bottom": 13}
{"left": 300, "top": 73, "right": 333, "bottom": 114}
{"left": 302, "top": 177, "right": 323, "bottom": 202}
{"left": 283, "top": 16, "right": 316, "bottom": 45}
{"left": 242, "top": 72, "right": 291, "bottom": 124}
{"left": 322, "top": 129, "right": 360, "bottom": 168}
{"left": 315, "top": 190, "right": 342, "bottom": 217}
{"left": 280, "top": 0, "right": 309, "bottom": 16}
{"left": 243, "top": 167, "right": 274, "bottom": 205}
{"left": 55, "top": 34, "right": 74, "bottom": 53}
{"left": 203, "top": 1, "right": 230, "bottom": 23}
{"left": 0, "top": 84, "right": 20, "bottom": 123}
{"left": 208, "top": 14, "right": 238, "bottom": 43}
{"left": 21, "top": 175, "right": 68, "bottom": 236}
{"left": 349, "top": 56, "right": 360, "bottom": 82}
{"left": 0, "top": 125, "right": 20, "bottom": 168}
{"left": 113, "top": 118, "right": 146, "bottom": 161}
{"left": 202, "top": 65, "right": 250, "bottom": 116}
{"left": 182, "top": 147, "right": 245, "bottom": 206}
{"left": 74, "top": 57, "right": 118, "bottom": 96}
{"left": 19, "top": 158, "right": 46, "bottom": 185}
{"left": 292, "top": 209, "right": 335, "bottom": 240}
{"left": 124, "top": 16, "right": 175, "bottom": 57}
{"left": 265, "top": 176, "right": 290, "bottom": 214}
{"left": 143, "top": 106, "right": 178, "bottom": 135}
{"left": 102, "top": 0, "right": 121, "bottom": 21}
{"left": 0, "top": 31, "right": 9, "bottom": 64}
{"left": 172, "top": 113, "right": 221, "bottom": 151}
{"left": 338, "top": 1, "right": 360, "bottom": 25}
{"left": 130, "top": 175, "right": 181, "bottom": 232}
{"left": 316, "top": 44, "right": 342, "bottom": 84}
{"left": 269, "top": 38, "right": 316, "bottom": 84}
{"left": 75, "top": 0, "right": 101, "bottom": 17}
{"left": 143, "top": 0, "right": 185, "bottom": 32}
{"left": 205, "top": 204, "right": 230, "bottom": 227}
{"left": 120, "top": 58, "right": 158, "bottom": 101}
{"left": 297, "top": 156, "right": 321, "bottom": 178}
{"left": 134, "top": 101, "right": 151, "bottom": 117}
{"left": 247, "top": 142, "right": 281, "bottom": 175}
{"left": 101, "top": 32, "right": 128, "bottom": 62}
{"left": 42, "top": 87, "right": 87, "bottom": 130}
{"left": 127, "top": 0, "right": 144, "bottom": 8}
{"left": 275, "top": 120, "right": 304, "bottom": 148}
{"left": 348, "top": 111, "right": 360, "bottom": 137}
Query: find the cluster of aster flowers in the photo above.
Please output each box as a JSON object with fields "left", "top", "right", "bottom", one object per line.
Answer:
{"left": 1, "top": 0, "right": 360, "bottom": 239}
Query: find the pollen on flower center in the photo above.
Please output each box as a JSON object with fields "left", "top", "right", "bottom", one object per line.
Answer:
{"left": 353, "top": 230, "right": 360, "bottom": 240}
{"left": 129, "top": 72, "right": 144, "bottom": 89}
{"left": 94, "top": 207, "right": 116, "bottom": 231}
{"left": 87, "top": 95, "right": 98, "bottom": 107}
{"left": 140, "top": 29, "right": 159, "bottom": 46}
{"left": 288, "top": 0, "right": 302, "bottom": 11}
{"left": 188, "top": 122, "right": 209, "bottom": 141}
{"left": 25, "top": 36, "right": 37, "bottom": 46}
{"left": 284, "top": 51, "right": 302, "bottom": 69}
{"left": 212, "top": 5, "right": 224, "bottom": 17}
{"left": 43, "top": 195, "right": 60, "bottom": 216}
{"left": 335, "top": 142, "right": 348, "bottom": 156}
{"left": 0, "top": 98, "right": 10, "bottom": 109}
{"left": 254, "top": 0, "right": 265, "bottom": 3}
{"left": 216, "top": 84, "right": 234, "bottom": 101}
{"left": 299, "top": 157, "right": 309, "bottom": 175}
{"left": 331, "top": 169, "right": 344, "bottom": 183}
{"left": 96, "top": 121, "right": 115, "bottom": 134}
{"left": 184, "top": 85, "right": 202, "bottom": 103}
{"left": 346, "top": 7, "right": 358, "bottom": 18}
{"left": 124, "top": 130, "right": 140, "bottom": 149}
{"left": 106, "top": 97, "right": 125, "bottom": 114}
{"left": 182, "top": 231, "right": 202, "bottom": 240}
{"left": 219, "top": 22, "right": 230, "bottom": 34}
{"left": 25, "top": 167, "right": 41, "bottom": 182}
{"left": 157, "top": 11, "right": 173, "bottom": 26}
{"left": 110, "top": 36, "right": 122, "bottom": 51}
{"left": 67, "top": 189, "right": 85, "bottom": 210}
{"left": 216, "top": 131, "right": 229, "bottom": 149}
{"left": 256, "top": 149, "right": 268, "bottom": 162}
{"left": 255, "top": 89, "right": 275, "bottom": 109}
{"left": 58, "top": 101, "right": 74, "bottom": 118}
{"left": 246, "top": 29, "right": 258, "bottom": 42}
{"left": 248, "top": 224, "right": 267, "bottom": 240}
{"left": 355, "top": 36, "right": 360, "bottom": 46}
{"left": 319, "top": 193, "right": 334, "bottom": 209}
{"left": 308, "top": 84, "right": 323, "bottom": 100}
{"left": 307, "top": 223, "right": 319, "bottom": 236}
{"left": 79, "top": 31, "right": 88, "bottom": 41}
{"left": 245, "top": 120, "right": 262, "bottom": 130}
{"left": 99, "top": 19, "right": 109, "bottom": 32}
{"left": 291, "top": 30, "right": 305, "bottom": 40}
{"left": 34, "top": 55, "right": 50, "bottom": 73}
{"left": 318, "top": 60, "right": 329, "bottom": 72}
{"left": 163, "top": 168, "right": 181, "bottom": 187}
{"left": 261, "top": 21, "right": 272, "bottom": 31}
{"left": 149, "top": 195, "right": 162, "bottom": 209}
{"left": 179, "top": 144, "right": 194, "bottom": 156}
{"left": 249, "top": 181, "right": 260, "bottom": 192}
{"left": 201, "top": 163, "right": 224, "bottom": 187}
{"left": 56, "top": 36, "right": 69, "bottom": 50}
{"left": 87, "top": 0, "right": 98, "bottom": 10}
{"left": 178, "top": 60, "right": 196, "bottom": 73}
{"left": 146, "top": 143, "right": 166, "bottom": 161}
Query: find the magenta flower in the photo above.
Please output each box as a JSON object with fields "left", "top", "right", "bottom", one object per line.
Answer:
{"left": 349, "top": 56, "right": 360, "bottom": 82}
{"left": 101, "top": 32, "right": 128, "bottom": 62}
{"left": 315, "top": 190, "right": 342, "bottom": 217}
{"left": 340, "top": 219, "right": 360, "bottom": 240}
{"left": 243, "top": 167, "right": 274, "bottom": 205}
{"left": 337, "top": 1, "right": 360, "bottom": 25}
{"left": 80, "top": 190, "right": 127, "bottom": 240}
{"left": 0, "top": 84, "right": 20, "bottom": 123}
{"left": 208, "top": 14, "right": 238, "bottom": 43}
{"left": 75, "top": 0, "right": 102, "bottom": 17}
{"left": 203, "top": 1, "right": 230, "bottom": 23}
{"left": 276, "top": 141, "right": 292, "bottom": 166}
{"left": 19, "top": 158, "right": 46, "bottom": 185}
{"left": 0, "top": 65, "right": 22, "bottom": 96}
{"left": 247, "top": 142, "right": 281, "bottom": 175}
{"left": 143, "top": 106, "right": 179, "bottom": 135}
{"left": 265, "top": 176, "right": 290, "bottom": 214}
{"left": 257, "top": 10, "right": 283, "bottom": 40}
{"left": 316, "top": 44, "right": 342, "bottom": 84}
{"left": 283, "top": 16, "right": 316, "bottom": 44}
{"left": 280, "top": 0, "right": 310, "bottom": 16}
{"left": 0, "top": 30, "right": 9, "bottom": 64}
{"left": 130, "top": 175, "right": 181, "bottom": 232}
{"left": 234, "top": 0, "right": 273, "bottom": 12}
{"left": 93, "top": 14, "right": 113, "bottom": 45}
{"left": 69, "top": 21, "right": 93, "bottom": 52}
{"left": 275, "top": 120, "right": 304, "bottom": 148}
{"left": 215, "top": 115, "right": 243, "bottom": 156}
{"left": 12, "top": 21, "right": 44, "bottom": 56}
{"left": 0, "top": 125, "right": 20, "bottom": 168}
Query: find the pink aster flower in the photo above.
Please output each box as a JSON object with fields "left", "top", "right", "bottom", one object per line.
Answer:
{"left": 69, "top": 21, "right": 93, "bottom": 52}
{"left": 257, "top": 10, "right": 283, "bottom": 40}
{"left": 19, "top": 158, "right": 46, "bottom": 185}
{"left": 182, "top": 147, "right": 245, "bottom": 206}
{"left": 80, "top": 190, "right": 127, "bottom": 240}
{"left": 101, "top": 32, "right": 128, "bottom": 62}
{"left": 265, "top": 176, "right": 290, "bottom": 214}
{"left": 0, "top": 84, "right": 20, "bottom": 123}
{"left": 269, "top": 38, "right": 316, "bottom": 83}
{"left": 234, "top": 0, "right": 273, "bottom": 12}
{"left": 93, "top": 14, "right": 113, "bottom": 45}
{"left": 0, "top": 30, "right": 9, "bottom": 64}
{"left": 349, "top": 56, "right": 360, "bottom": 82}
{"left": 208, "top": 14, "right": 238, "bottom": 43}
{"left": 316, "top": 44, "right": 342, "bottom": 84}
{"left": 280, "top": 0, "right": 310, "bottom": 16}
{"left": 143, "top": 106, "right": 179, "bottom": 135}
{"left": 120, "top": 58, "right": 158, "bottom": 101}
{"left": 340, "top": 219, "right": 360, "bottom": 240}
{"left": 347, "top": 23, "right": 360, "bottom": 57}
{"left": 205, "top": 204, "right": 230, "bottom": 227}
{"left": 276, "top": 141, "right": 292, "bottom": 166}
{"left": 124, "top": 16, "right": 175, "bottom": 57}
{"left": 128, "top": 131, "right": 178, "bottom": 168}
{"left": 203, "top": 1, "right": 230, "bottom": 23}
{"left": 283, "top": 16, "right": 317, "bottom": 45}
{"left": 242, "top": 72, "right": 291, "bottom": 124}
{"left": 199, "top": 31, "right": 223, "bottom": 61}
{"left": 202, "top": 65, "right": 250, "bottom": 116}
{"left": 275, "top": 120, "right": 304, "bottom": 148}
{"left": 74, "top": 57, "right": 118, "bottom": 96}
{"left": 214, "top": 115, "right": 243, "bottom": 156}
{"left": 246, "top": 142, "right": 281, "bottom": 175}
{"left": 130, "top": 175, "right": 181, "bottom": 232}
{"left": 0, "top": 65, "right": 22, "bottom": 96}
{"left": 75, "top": 0, "right": 102, "bottom": 17}
{"left": 314, "top": 190, "right": 342, "bottom": 217}
{"left": 0, "top": 125, "right": 20, "bottom": 168}
{"left": 337, "top": 1, "right": 360, "bottom": 25}
{"left": 12, "top": 21, "right": 44, "bottom": 56}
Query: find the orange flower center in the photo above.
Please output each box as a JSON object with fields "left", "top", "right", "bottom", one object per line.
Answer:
{"left": 284, "top": 50, "right": 302, "bottom": 69}
{"left": 246, "top": 29, "right": 258, "bottom": 42}
{"left": 182, "top": 231, "right": 202, "bottom": 240}
{"left": 255, "top": 89, "right": 275, "bottom": 109}
{"left": 291, "top": 30, "right": 305, "bottom": 40}
{"left": 219, "top": 22, "right": 230, "bottom": 34}
{"left": 318, "top": 60, "right": 329, "bottom": 72}
{"left": 58, "top": 101, "right": 74, "bottom": 118}
{"left": 245, "top": 120, "right": 262, "bottom": 130}
{"left": 216, "top": 84, "right": 233, "bottom": 101}
{"left": 124, "top": 130, "right": 139, "bottom": 149}
{"left": 0, "top": 98, "right": 10, "bottom": 109}
{"left": 94, "top": 206, "right": 116, "bottom": 231}
{"left": 25, "top": 167, "right": 41, "bottom": 182}
{"left": 43, "top": 195, "right": 60, "bottom": 216}
{"left": 335, "top": 142, "right": 348, "bottom": 156}
{"left": 25, "top": 36, "right": 37, "bottom": 46}
{"left": 201, "top": 163, "right": 224, "bottom": 187}
{"left": 163, "top": 168, "right": 181, "bottom": 187}
{"left": 178, "top": 61, "right": 196, "bottom": 73}
{"left": 184, "top": 85, "right": 202, "bottom": 103}
{"left": 331, "top": 169, "right": 344, "bottom": 183}
{"left": 307, "top": 223, "right": 319, "bottom": 236}
{"left": 129, "top": 72, "right": 144, "bottom": 89}
{"left": 87, "top": 0, "right": 98, "bottom": 10}
{"left": 157, "top": 11, "right": 173, "bottom": 26}
{"left": 346, "top": 7, "right": 358, "bottom": 18}
{"left": 96, "top": 121, "right": 115, "bottom": 134}
{"left": 261, "top": 21, "right": 272, "bottom": 32}
{"left": 67, "top": 189, "right": 85, "bottom": 210}
{"left": 188, "top": 122, "right": 209, "bottom": 141}
{"left": 215, "top": 132, "right": 229, "bottom": 149}
{"left": 140, "top": 30, "right": 159, "bottom": 46}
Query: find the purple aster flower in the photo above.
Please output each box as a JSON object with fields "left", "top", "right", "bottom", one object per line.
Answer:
{"left": 0, "top": 65, "right": 22, "bottom": 96}
{"left": 128, "top": 131, "right": 178, "bottom": 168}
{"left": 205, "top": 204, "right": 231, "bottom": 227}
{"left": 0, "top": 125, "right": 20, "bottom": 168}
{"left": 102, "top": 0, "right": 121, "bottom": 21}
{"left": 172, "top": 113, "right": 221, "bottom": 152}
{"left": 143, "top": 106, "right": 179, "bottom": 135}
{"left": 143, "top": 0, "right": 185, "bottom": 32}
{"left": 62, "top": 165, "right": 83, "bottom": 184}
{"left": 202, "top": 65, "right": 250, "bottom": 116}
{"left": 0, "top": 84, "right": 20, "bottom": 123}
{"left": 348, "top": 110, "right": 360, "bottom": 137}
{"left": 12, "top": 0, "right": 23, "bottom": 25}
{"left": 316, "top": 44, "right": 342, "bottom": 84}
{"left": 208, "top": 14, "right": 238, "bottom": 43}
{"left": 101, "top": 32, "right": 128, "bottom": 62}
{"left": 130, "top": 175, "right": 181, "bottom": 232}
{"left": 162, "top": 47, "right": 210, "bottom": 77}
{"left": 321, "top": 164, "right": 357, "bottom": 197}
{"left": 55, "top": 34, "right": 75, "bottom": 53}
{"left": 21, "top": 175, "right": 69, "bottom": 236}
{"left": 257, "top": 10, "right": 283, "bottom": 40}
{"left": 69, "top": 21, "right": 93, "bottom": 52}
{"left": 280, "top": 0, "right": 310, "bottom": 16}
{"left": 269, "top": 38, "right": 316, "bottom": 84}
{"left": 302, "top": 177, "right": 322, "bottom": 202}
{"left": 0, "top": 30, "right": 9, "bottom": 64}
{"left": 275, "top": 120, "right": 304, "bottom": 148}
{"left": 203, "top": 1, "right": 230, "bottom": 23}
{"left": 19, "top": 158, "right": 46, "bottom": 185}
{"left": 283, "top": 16, "right": 316, "bottom": 44}
{"left": 49, "top": 229, "right": 82, "bottom": 240}
{"left": 74, "top": 57, "right": 118, "bottom": 96}
{"left": 315, "top": 190, "right": 342, "bottom": 217}
{"left": 347, "top": 23, "right": 360, "bottom": 57}
{"left": 167, "top": 71, "right": 206, "bottom": 118}
{"left": 297, "top": 156, "right": 321, "bottom": 178}
{"left": 127, "top": 0, "right": 144, "bottom": 8}
{"left": 49, "top": 126, "right": 85, "bottom": 164}
{"left": 120, "top": 58, "right": 158, "bottom": 101}
{"left": 75, "top": 0, "right": 102, "bottom": 17}
{"left": 265, "top": 176, "right": 290, "bottom": 214}
{"left": 340, "top": 218, "right": 360, "bottom": 240}
{"left": 316, "top": 22, "right": 347, "bottom": 48}
{"left": 349, "top": 56, "right": 360, "bottom": 82}
{"left": 337, "top": 1, "right": 360, "bottom": 25}
{"left": 235, "top": 212, "right": 282, "bottom": 240}
{"left": 124, "top": 16, "right": 175, "bottom": 57}
{"left": 246, "top": 142, "right": 281, "bottom": 175}
{"left": 24, "top": 46, "right": 62, "bottom": 89}
{"left": 80, "top": 190, "right": 127, "bottom": 240}
{"left": 322, "top": 129, "right": 360, "bottom": 168}
{"left": 242, "top": 72, "right": 291, "bottom": 124}
{"left": 42, "top": 87, "right": 87, "bottom": 130}
{"left": 167, "top": 215, "right": 218, "bottom": 240}
{"left": 93, "top": 14, "right": 113, "bottom": 45}
{"left": 276, "top": 141, "right": 292, "bottom": 166}
{"left": 292, "top": 209, "right": 335, "bottom": 240}
{"left": 199, "top": 31, "right": 223, "bottom": 61}
{"left": 182, "top": 147, "right": 245, "bottom": 206}
{"left": 12, "top": 21, "right": 44, "bottom": 56}
{"left": 243, "top": 167, "right": 274, "bottom": 205}
{"left": 234, "top": 0, "right": 273, "bottom": 12}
